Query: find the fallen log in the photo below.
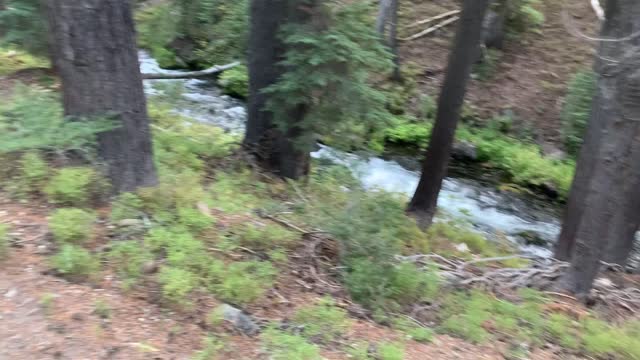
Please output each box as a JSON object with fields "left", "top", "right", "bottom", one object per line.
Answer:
{"left": 141, "top": 61, "right": 240, "bottom": 80}
{"left": 401, "top": 16, "right": 459, "bottom": 42}
{"left": 404, "top": 9, "right": 460, "bottom": 30}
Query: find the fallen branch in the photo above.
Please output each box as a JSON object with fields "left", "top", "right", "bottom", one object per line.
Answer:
{"left": 142, "top": 62, "right": 240, "bottom": 80}
{"left": 404, "top": 9, "right": 460, "bottom": 30}
{"left": 591, "top": 0, "right": 604, "bottom": 21}
{"left": 401, "top": 16, "right": 459, "bottom": 41}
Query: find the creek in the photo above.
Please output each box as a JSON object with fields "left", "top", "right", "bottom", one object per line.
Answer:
{"left": 139, "top": 51, "right": 562, "bottom": 257}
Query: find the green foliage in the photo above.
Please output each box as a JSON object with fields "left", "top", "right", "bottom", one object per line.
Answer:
{"left": 0, "top": 85, "right": 115, "bottom": 156}
{"left": 473, "top": 49, "right": 502, "bottom": 81}
{"left": 48, "top": 208, "right": 96, "bottom": 245}
{"left": 426, "top": 221, "right": 497, "bottom": 256}
{"left": 582, "top": 318, "right": 640, "bottom": 360}
{"left": 135, "top": 4, "right": 180, "bottom": 68}
{"left": 0, "top": 0, "right": 48, "bottom": 55}
{"left": 377, "top": 342, "right": 405, "bottom": 360}
{"left": 108, "top": 241, "right": 153, "bottom": 285}
{"left": 391, "top": 316, "right": 434, "bottom": 343}
{"left": 207, "top": 259, "right": 277, "bottom": 305}
{"left": 562, "top": 70, "right": 596, "bottom": 156}
{"left": 0, "top": 223, "right": 9, "bottom": 261}
{"left": 230, "top": 222, "right": 297, "bottom": 252}
{"left": 291, "top": 297, "right": 351, "bottom": 343}
{"left": 110, "top": 192, "right": 145, "bottom": 222}
{"left": 191, "top": 336, "right": 225, "bottom": 360}
{"left": 545, "top": 313, "right": 580, "bottom": 350}
{"left": 503, "top": 0, "right": 545, "bottom": 34}
{"left": 51, "top": 244, "right": 99, "bottom": 280}
{"left": 261, "top": 328, "right": 322, "bottom": 360}
{"left": 265, "top": 1, "right": 393, "bottom": 153}
{"left": 13, "top": 151, "right": 48, "bottom": 197}
{"left": 158, "top": 266, "right": 199, "bottom": 305}
{"left": 45, "top": 167, "right": 107, "bottom": 206}
{"left": 219, "top": 65, "right": 249, "bottom": 98}
{"left": 0, "top": 47, "right": 49, "bottom": 76}
{"left": 177, "top": 207, "right": 215, "bottom": 233}
{"left": 93, "top": 299, "right": 112, "bottom": 319}
{"left": 385, "top": 116, "right": 431, "bottom": 150}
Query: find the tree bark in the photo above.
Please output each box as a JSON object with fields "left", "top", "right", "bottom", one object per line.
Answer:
{"left": 388, "top": 0, "right": 401, "bottom": 82}
{"left": 376, "top": 0, "right": 392, "bottom": 36}
{"left": 554, "top": 0, "right": 640, "bottom": 262}
{"left": 46, "top": 0, "right": 157, "bottom": 193}
{"left": 558, "top": 0, "right": 640, "bottom": 295}
{"left": 244, "top": 0, "right": 311, "bottom": 180}
{"left": 407, "top": 0, "right": 490, "bottom": 228}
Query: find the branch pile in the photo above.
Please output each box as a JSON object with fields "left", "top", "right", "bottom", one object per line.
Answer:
{"left": 398, "top": 254, "right": 640, "bottom": 312}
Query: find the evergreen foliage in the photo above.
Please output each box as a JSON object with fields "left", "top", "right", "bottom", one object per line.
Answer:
{"left": 562, "top": 70, "right": 597, "bottom": 156}
{"left": 265, "top": 0, "right": 393, "bottom": 153}
{"left": 0, "top": 0, "right": 48, "bottom": 55}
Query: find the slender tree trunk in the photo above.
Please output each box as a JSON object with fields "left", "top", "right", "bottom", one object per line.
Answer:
{"left": 388, "top": 0, "right": 401, "bottom": 82}
{"left": 376, "top": 0, "right": 392, "bottom": 36}
{"left": 46, "top": 0, "right": 157, "bottom": 193}
{"left": 244, "top": 0, "right": 311, "bottom": 180}
{"left": 407, "top": 0, "right": 490, "bottom": 228}
{"left": 558, "top": 0, "right": 640, "bottom": 295}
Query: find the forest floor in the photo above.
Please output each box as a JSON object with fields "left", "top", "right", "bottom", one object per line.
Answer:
{"left": 0, "top": 194, "right": 589, "bottom": 360}
{"left": 399, "top": 0, "right": 598, "bottom": 147}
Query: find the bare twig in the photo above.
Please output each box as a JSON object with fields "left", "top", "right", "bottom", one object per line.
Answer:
{"left": 404, "top": 9, "right": 460, "bottom": 30}
{"left": 401, "top": 16, "right": 460, "bottom": 42}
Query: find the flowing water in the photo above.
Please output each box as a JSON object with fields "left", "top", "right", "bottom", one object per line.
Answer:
{"left": 139, "top": 51, "right": 561, "bottom": 257}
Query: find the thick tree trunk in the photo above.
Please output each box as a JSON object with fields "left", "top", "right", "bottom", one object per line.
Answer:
{"left": 554, "top": 0, "right": 640, "bottom": 262}
{"left": 407, "top": 0, "right": 490, "bottom": 228}
{"left": 558, "top": 0, "right": 640, "bottom": 295}
{"left": 244, "top": 0, "right": 311, "bottom": 180}
{"left": 46, "top": 0, "right": 157, "bottom": 194}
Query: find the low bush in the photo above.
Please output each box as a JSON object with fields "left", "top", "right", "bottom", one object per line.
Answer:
{"left": 110, "top": 192, "right": 145, "bottom": 222}
{"left": 261, "top": 327, "right": 322, "bottom": 360}
{"left": 13, "top": 151, "right": 49, "bottom": 197}
{"left": 108, "top": 240, "right": 154, "bottom": 286}
{"left": 51, "top": 244, "right": 99, "bottom": 280}
{"left": 219, "top": 65, "right": 249, "bottom": 99}
{"left": 207, "top": 259, "right": 277, "bottom": 305}
{"left": 230, "top": 221, "right": 297, "bottom": 252}
{"left": 45, "top": 167, "right": 107, "bottom": 206}
{"left": 291, "top": 297, "right": 351, "bottom": 343}
{"left": 48, "top": 208, "right": 96, "bottom": 245}
{"left": 0, "top": 47, "right": 49, "bottom": 76}
{"left": 158, "top": 266, "right": 199, "bottom": 306}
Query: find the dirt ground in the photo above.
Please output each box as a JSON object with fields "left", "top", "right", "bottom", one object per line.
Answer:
{"left": 0, "top": 193, "right": 587, "bottom": 360}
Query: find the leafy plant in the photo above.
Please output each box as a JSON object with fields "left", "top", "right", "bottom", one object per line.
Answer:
{"left": 13, "top": 151, "right": 49, "bottom": 197}
{"left": 48, "top": 208, "right": 96, "bottom": 245}
{"left": 108, "top": 240, "right": 153, "bottom": 285}
{"left": 0, "top": 85, "right": 115, "bottom": 156}
{"left": 45, "top": 167, "right": 106, "bottom": 206}
{"left": 291, "top": 297, "right": 351, "bottom": 343}
{"left": 261, "top": 327, "right": 322, "bottom": 360}
{"left": 0, "top": 223, "right": 9, "bottom": 261}
{"left": 110, "top": 192, "right": 145, "bottom": 222}
{"left": 377, "top": 342, "right": 405, "bottom": 360}
{"left": 562, "top": 70, "right": 596, "bottom": 156}
{"left": 207, "top": 260, "right": 277, "bottom": 305}
{"left": 158, "top": 266, "right": 199, "bottom": 306}
{"left": 230, "top": 221, "right": 297, "bottom": 252}
{"left": 51, "top": 244, "right": 99, "bottom": 280}
{"left": 219, "top": 65, "right": 249, "bottom": 98}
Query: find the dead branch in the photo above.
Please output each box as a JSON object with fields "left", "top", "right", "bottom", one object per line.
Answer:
{"left": 401, "top": 16, "right": 459, "bottom": 42}
{"left": 142, "top": 62, "right": 240, "bottom": 80}
{"left": 404, "top": 9, "right": 460, "bottom": 30}
{"left": 591, "top": 0, "right": 604, "bottom": 21}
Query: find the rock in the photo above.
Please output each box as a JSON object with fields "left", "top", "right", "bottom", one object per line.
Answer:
{"left": 141, "top": 261, "right": 159, "bottom": 275}
{"left": 451, "top": 141, "right": 478, "bottom": 162}
{"left": 4, "top": 288, "right": 17, "bottom": 299}
{"left": 220, "top": 304, "right": 259, "bottom": 335}
{"left": 455, "top": 243, "right": 470, "bottom": 253}
{"left": 116, "top": 219, "right": 143, "bottom": 227}
{"left": 515, "top": 230, "right": 548, "bottom": 247}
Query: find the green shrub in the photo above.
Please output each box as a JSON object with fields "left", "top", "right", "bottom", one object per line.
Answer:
{"left": 45, "top": 167, "right": 106, "bottom": 206}
{"left": 158, "top": 266, "right": 199, "bottom": 305}
{"left": 545, "top": 313, "right": 580, "bottom": 350}
{"left": 0, "top": 0, "right": 49, "bottom": 56}
{"left": 14, "top": 151, "right": 48, "bottom": 196}
{"left": 503, "top": 0, "right": 545, "bottom": 34}
{"left": 207, "top": 259, "right": 277, "bottom": 305}
{"left": 0, "top": 223, "right": 9, "bottom": 261}
{"left": 261, "top": 328, "right": 322, "bottom": 360}
{"left": 0, "top": 85, "right": 114, "bottom": 156}
{"left": 48, "top": 208, "right": 96, "bottom": 244}
{"left": 176, "top": 207, "right": 215, "bottom": 233}
{"left": 378, "top": 342, "right": 405, "bottom": 360}
{"left": 391, "top": 316, "right": 434, "bottom": 343}
{"left": 135, "top": 3, "right": 180, "bottom": 68}
{"left": 219, "top": 65, "right": 249, "bottom": 98}
{"left": 562, "top": 70, "right": 597, "bottom": 156}
{"left": 191, "top": 336, "right": 225, "bottom": 360}
{"left": 426, "top": 221, "right": 496, "bottom": 256}
{"left": 110, "top": 192, "right": 145, "bottom": 222}
{"left": 108, "top": 241, "right": 153, "bottom": 285}
{"left": 291, "top": 297, "right": 351, "bottom": 343}
{"left": 51, "top": 244, "right": 99, "bottom": 280}
{"left": 231, "top": 222, "right": 297, "bottom": 252}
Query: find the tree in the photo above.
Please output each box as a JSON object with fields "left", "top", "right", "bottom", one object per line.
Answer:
{"left": 558, "top": 0, "right": 640, "bottom": 295}
{"left": 375, "top": 0, "right": 400, "bottom": 81}
{"left": 407, "top": 0, "right": 490, "bottom": 228}
{"left": 46, "top": 0, "right": 157, "bottom": 193}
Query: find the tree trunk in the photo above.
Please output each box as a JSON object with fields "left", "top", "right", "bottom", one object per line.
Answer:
{"left": 407, "top": 0, "right": 490, "bottom": 228}
{"left": 389, "top": 0, "right": 401, "bottom": 82}
{"left": 376, "top": 0, "right": 392, "bottom": 36}
{"left": 554, "top": 0, "right": 640, "bottom": 262}
{"left": 46, "top": 0, "right": 157, "bottom": 193}
{"left": 558, "top": 0, "right": 640, "bottom": 295}
{"left": 244, "top": 0, "right": 311, "bottom": 180}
